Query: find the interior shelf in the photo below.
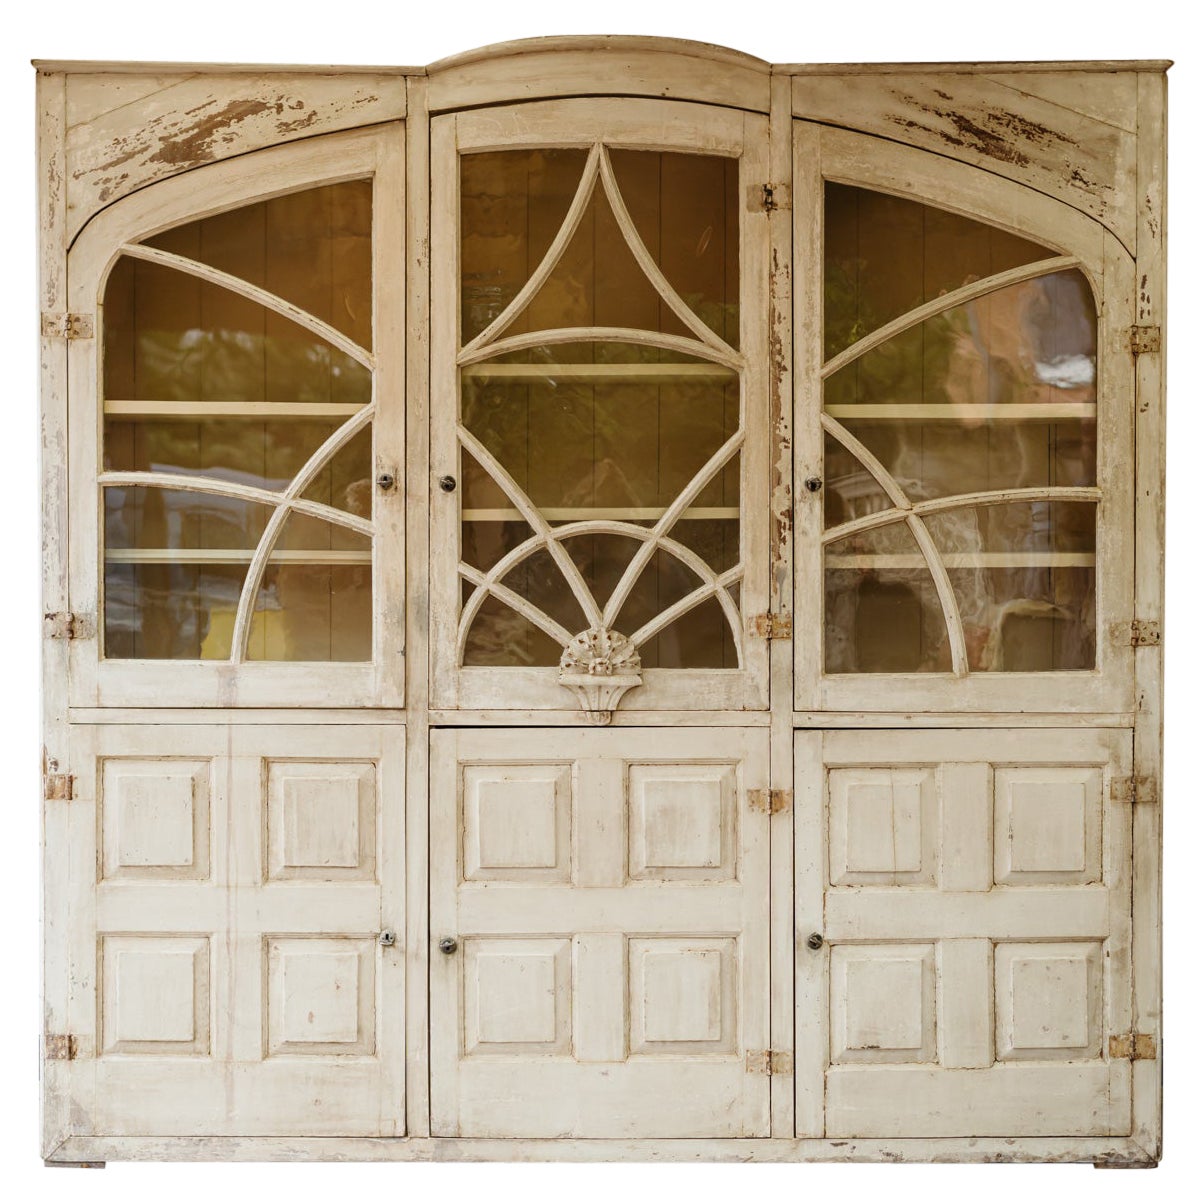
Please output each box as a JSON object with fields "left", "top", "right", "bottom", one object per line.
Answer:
{"left": 460, "top": 363, "right": 737, "bottom": 383}
{"left": 462, "top": 506, "right": 740, "bottom": 522}
{"left": 105, "top": 548, "right": 372, "bottom": 565}
{"left": 824, "top": 403, "right": 1096, "bottom": 422}
{"left": 826, "top": 551, "right": 1096, "bottom": 569}
{"left": 104, "top": 400, "right": 364, "bottom": 420}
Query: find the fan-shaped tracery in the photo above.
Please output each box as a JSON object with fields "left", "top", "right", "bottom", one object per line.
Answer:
{"left": 822, "top": 181, "right": 1100, "bottom": 676}
{"left": 455, "top": 140, "right": 747, "bottom": 715}
{"left": 101, "top": 179, "right": 376, "bottom": 662}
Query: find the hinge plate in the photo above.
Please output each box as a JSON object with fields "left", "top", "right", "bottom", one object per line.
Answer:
{"left": 1110, "top": 619, "right": 1161, "bottom": 648}
{"left": 748, "top": 183, "right": 792, "bottom": 212}
{"left": 45, "top": 1033, "right": 77, "bottom": 1060}
{"left": 44, "top": 773, "right": 75, "bottom": 801}
{"left": 43, "top": 612, "right": 97, "bottom": 641}
{"left": 748, "top": 788, "right": 792, "bottom": 814}
{"left": 748, "top": 613, "right": 792, "bottom": 640}
{"left": 1129, "top": 325, "right": 1161, "bottom": 355}
{"left": 1110, "top": 776, "right": 1157, "bottom": 805}
{"left": 41, "top": 312, "right": 95, "bottom": 340}
{"left": 1109, "top": 1033, "right": 1157, "bottom": 1061}
{"left": 745, "top": 1049, "right": 793, "bottom": 1074}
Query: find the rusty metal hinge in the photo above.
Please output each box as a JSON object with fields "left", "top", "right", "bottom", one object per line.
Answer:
{"left": 748, "top": 613, "right": 792, "bottom": 640}
{"left": 748, "top": 788, "right": 792, "bottom": 814}
{"left": 1109, "top": 619, "right": 1160, "bottom": 648}
{"left": 44, "top": 773, "right": 75, "bottom": 801}
{"left": 745, "top": 1050, "right": 793, "bottom": 1075}
{"left": 43, "top": 612, "right": 96, "bottom": 641}
{"left": 1129, "top": 325, "right": 1161, "bottom": 355}
{"left": 748, "top": 183, "right": 791, "bottom": 213}
{"left": 1110, "top": 776, "right": 1157, "bottom": 805}
{"left": 41, "top": 312, "right": 94, "bottom": 340}
{"left": 45, "top": 1033, "right": 77, "bottom": 1061}
{"left": 1109, "top": 1033, "right": 1157, "bottom": 1061}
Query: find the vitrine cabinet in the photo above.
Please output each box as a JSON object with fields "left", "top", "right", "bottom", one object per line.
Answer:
{"left": 38, "top": 38, "right": 1168, "bottom": 1166}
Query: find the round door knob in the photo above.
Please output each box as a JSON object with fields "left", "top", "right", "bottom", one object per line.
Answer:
{"left": 376, "top": 471, "right": 396, "bottom": 492}
{"left": 438, "top": 936, "right": 458, "bottom": 955}
{"left": 806, "top": 932, "right": 824, "bottom": 950}
{"left": 804, "top": 476, "right": 823, "bottom": 493}
{"left": 378, "top": 930, "right": 397, "bottom": 948}
{"left": 438, "top": 475, "right": 457, "bottom": 493}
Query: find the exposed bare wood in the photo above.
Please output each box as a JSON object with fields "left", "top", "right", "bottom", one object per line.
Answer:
{"left": 105, "top": 548, "right": 372, "bottom": 565}
{"left": 825, "top": 403, "right": 1096, "bottom": 422}
{"left": 103, "top": 400, "right": 364, "bottom": 419}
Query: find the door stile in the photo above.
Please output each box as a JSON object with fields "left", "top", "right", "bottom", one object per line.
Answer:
{"left": 791, "top": 121, "right": 824, "bottom": 714}
{"left": 766, "top": 71, "right": 797, "bottom": 1139}
{"left": 793, "top": 731, "right": 826, "bottom": 1135}
{"left": 404, "top": 73, "right": 433, "bottom": 1138}
{"left": 1130, "top": 69, "right": 1167, "bottom": 1160}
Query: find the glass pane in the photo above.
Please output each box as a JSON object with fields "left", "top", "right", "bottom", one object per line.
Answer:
{"left": 927, "top": 501, "right": 1095, "bottom": 671}
{"left": 103, "top": 257, "right": 371, "bottom": 405}
{"left": 824, "top": 182, "right": 1052, "bottom": 359}
{"left": 825, "top": 522, "right": 952, "bottom": 673}
{"left": 462, "top": 585, "right": 562, "bottom": 667}
{"left": 460, "top": 148, "right": 739, "bottom": 345}
{"left": 461, "top": 344, "right": 739, "bottom": 534}
{"left": 299, "top": 426, "right": 372, "bottom": 517}
{"left": 143, "top": 181, "right": 373, "bottom": 348}
{"left": 104, "top": 486, "right": 271, "bottom": 659}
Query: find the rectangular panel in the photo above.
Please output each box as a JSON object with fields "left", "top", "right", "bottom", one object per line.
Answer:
{"left": 431, "top": 725, "right": 770, "bottom": 1139}
{"left": 266, "top": 761, "right": 377, "bottom": 881}
{"left": 830, "top": 944, "right": 935, "bottom": 1064}
{"left": 101, "top": 759, "right": 211, "bottom": 881}
{"left": 994, "top": 767, "right": 1103, "bottom": 885}
{"left": 995, "top": 941, "right": 1104, "bottom": 1062}
{"left": 827, "top": 767, "right": 935, "bottom": 886}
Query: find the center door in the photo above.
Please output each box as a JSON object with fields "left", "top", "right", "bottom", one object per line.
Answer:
{"left": 427, "top": 97, "right": 775, "bottom": 1138}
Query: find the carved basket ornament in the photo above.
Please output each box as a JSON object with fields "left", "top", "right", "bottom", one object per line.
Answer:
{"left": 558, "top": 628, "right": 643, "bottom": 725}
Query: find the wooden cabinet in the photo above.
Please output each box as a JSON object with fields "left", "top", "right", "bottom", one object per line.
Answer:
{"left": 37, "top": 38, "right": 1168, "bottom": 1166}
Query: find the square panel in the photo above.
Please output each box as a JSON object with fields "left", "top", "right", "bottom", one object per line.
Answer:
{"left": 828, "top": 767, "right": 936, "bottom": 886}
{"left": 101, "top": 759, "right": 210, "bottom": 881}
{"left": 463, "top": 938, "right": 572, "bottom": 1056}
{"left": 266, "top": 761, "right": 377, "bottom": 881}
{"left": 831, "top": 943, "right": 936, "bottom": 1064}
{"left": 629, "top": 937, "right": 737, "bottom": 1056}
{"left": 265, "top": 936, "right": 376, "bottom": 1056}
{"left": 995, "top": 941, "right": 1103, "bottom": 1061}
{"left": 461, "top": 764, "right": 572, "bottom": 883}
{"left": 100, "top": 935, "right": 210, "bottom": 1056}
{"left": 628, "top": 763, "right": 737, "bottom": 881}
{"left": 994, "top": 767, "right": 1103, "bottom": 885}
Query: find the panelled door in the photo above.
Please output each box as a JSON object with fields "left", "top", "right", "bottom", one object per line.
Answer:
{"left": 429, "top": 98, "right": 771, "bottom": 718}
{"left": 430, "top": 727, "right": 771, "bottom": 1138}
{"left": 796, "top": 728, "right": 1133, "bottom": 1137}
{"left": 62, "top": 724, "right": 405, "bottom": 1136}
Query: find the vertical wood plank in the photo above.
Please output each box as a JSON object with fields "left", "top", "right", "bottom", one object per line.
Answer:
{"left": 576, "top": 753, "right": 624, "bottom": 888}
{"left": 938, "top": 762, "right": 993, "bottom": 891}
{"left": 403, "top": 77, "right": 432, "bottom": 1140}
{"left": 794, "top": 730, "right": 825, "bottom": 1136}
{"left": 1131, "top": 68, "right": 1167, "bottom": 1162}
{"left": 572, "top": 933, "right": 626, "bottom": 1062}
{"left": 377, "top": 727, "right": 408, "bottom": 1136}
{"left": 39, "top": 68, "right": 74, "bottom": 1156}
{"left": 792, "top": 121, "right": 823, "bottom": 710}
{"left": 936, "top": 938, "right": 992, "bottom": 1068}
{"left": 767, "top": 70, "right": 795, "bottom": 1141}
{"left": 427, "top": 727, "right": 459, "bottom": 1137}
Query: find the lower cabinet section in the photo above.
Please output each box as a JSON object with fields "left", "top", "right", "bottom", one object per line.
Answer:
{"left": 51, "top": 720, "right": 1139, "bottom": 1156}
{"left": 429, "top": 726, "right": 772, "bottom": 1138}
{"left": 62, "top": 724, "right": 406, "bottom": 1136}
{"left": 796, "top": 728, "right": 1134, "bottom": 1138}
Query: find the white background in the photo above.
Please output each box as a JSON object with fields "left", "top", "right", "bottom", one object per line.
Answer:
{"left": 2, "top": 1, "right": 1199, "bottom": 1198}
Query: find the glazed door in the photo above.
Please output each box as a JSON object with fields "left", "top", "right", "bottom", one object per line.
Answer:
{"left": 430, "top": 99, "right": 771, "bottom": 718}
{"left": 794, "top": 124, "right": 1136, "bottom": 714}
{"left": 430, "top": 727, "right": 771, "bottom": 1137}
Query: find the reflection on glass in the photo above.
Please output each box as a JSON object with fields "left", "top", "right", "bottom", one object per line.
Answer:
{"left": 823, "top": 184, "right": 1099, "bottom": 674}
{"left": 824, "top": 523, "right": 951, "bottom": 673}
